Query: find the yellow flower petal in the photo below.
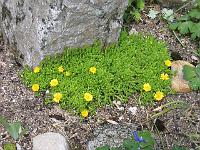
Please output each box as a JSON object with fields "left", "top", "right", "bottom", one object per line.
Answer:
{"left": 84, "top": 93, "right": 93, "bottom": 102}
{"left": 50, "top": 79, "right": 58, "bottom": 87}
{"left": 33, "top": 66, "right": 40, "bottom": 73}
{"left": 160, "top": 73, "right": 169, "bottom": 80}
{"left": 154, "top": 91, "right": 164, "bottom": 101}
{"left": 58, "top": 66, "right": 64, "bottom": 73}
{"left": 164, "top": 60, "right": 172, "bottom": 67}
{"left": 89, "top": 67, "right": 97, "bottom": 74}
{"left": 53, "top": 93, "right": 62, "bottom": 103}
{"left": 32, "top": 84, "right": 39, "bottom": 92}
{"left": 81, "top": 109, "right": 89, "bottom": 118}
{"left": 143, "top": 83, "right": 151, "bottom": 92}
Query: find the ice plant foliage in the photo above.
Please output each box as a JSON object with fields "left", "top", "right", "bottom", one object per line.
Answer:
{"left": 143, "top": 83, "right": 151, "bottom": 92}
{"left": 58, "top": 66, "right": 64, "bottom": 73}
{"left": 89, "top": 66, "right": 97, "bottom": 74}
{"left": 33, "top": 66, "right": 40, "bottom": 73}
{"left": 65, "top": 71, "right": 71, "bottom": 77}
{"left": 84, "top": 93, "right": 93, "bottom": 102}
{"left": 160, "top": 73, "right": 169, "bottom": 80}
{"left": 164, "top": 60, "right": 172, "bottom": 67}
{"left": 53, "top": 93, "right": 62, "bottom": 103}
{"left": 154, "top": 91, "right": 164, "bottom": 101}
{"left": 21, "top": 32, "right": 171, "bottom": 117}
{"left": 50, "top": 79, "right": 58, "bottom": 87}
{"left": 81, "top": 109, "right": 89, "bottom": 118}
{"left": 32, "top": 84, "right": 39, "bottom": 92}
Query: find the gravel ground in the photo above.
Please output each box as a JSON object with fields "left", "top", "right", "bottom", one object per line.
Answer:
{"left": 0, "top": 4, "right": 200, "bottom": 150}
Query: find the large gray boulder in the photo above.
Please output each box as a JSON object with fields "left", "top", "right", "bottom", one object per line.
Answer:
{"left": 0, "top": 0, "right": 128, "bottom": 67}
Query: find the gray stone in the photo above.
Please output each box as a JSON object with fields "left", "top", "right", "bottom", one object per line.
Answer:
{"left": 33, "top": 132, "right": 70, "bottom": 150}
{"left": 87, "top": 123, "right": 137, "bottom": 150}
{"left": 0, "top": 0, "right": 128, "bottom": 67}
{"left": 16, "top": 143, "right": 22, "bottom": 150}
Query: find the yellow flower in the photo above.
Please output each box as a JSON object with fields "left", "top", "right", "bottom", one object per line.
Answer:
{"left": 50, "top": 79, "right": 58, "bottom": 87}
{"left": 58, "top": 66, "right": 64, "bottom": 73}
{"left": 32, "top": 84, "right": 39, "bottom": 92}
{"left": 53, "top": 93, "right": 62, "bottom": 103}
{"left": 164, "top": 60, "right": 172, "bottom": 67}
{"left": 89, "top": 66, "right": 97, "bottom": 74}
{"left": 160, "top": 73, "right": 169, "bottom": 80}
{"left": 154, "top": 91, "right": 164, "bottom": 101}
{"left": 33, "top": 66, "right": 40, "bottom": 73}
{"left": 143, "top": 83, "right": 151, "bottom": 92}
{"left": 81, "top": 109, "right": 89, "bottom": 118}
{"left": 65, "top": 71, "right": 71, "bottom": 77}
{"left": 84, "top": 93, "right": 93, "bottom": 102}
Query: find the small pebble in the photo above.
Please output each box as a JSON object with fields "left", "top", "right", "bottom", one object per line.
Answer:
{"left": 128, "top": 107, "right": 137, "bottom": 115}
{"left": 118, "top": 107, "right": 124, "bottom": 111}
{"left": 191, "top": 55, "right": 198, "bottom": 61}
{"left": 118, "top": 116, "right": 124, "bottom": 121}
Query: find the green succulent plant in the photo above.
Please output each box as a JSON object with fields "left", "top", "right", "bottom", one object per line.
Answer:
{"left": 3, "top": 143, "right": 16, "bottom": 150}
{"left": 20, "top": 32, "right": 171, "bottom": 116}
{"left": 0, "top": 115, "right": 27, "bottom": 141}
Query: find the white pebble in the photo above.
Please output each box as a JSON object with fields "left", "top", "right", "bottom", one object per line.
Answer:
{"left": 128, "top": 107, "right": 137, "bottom": 115}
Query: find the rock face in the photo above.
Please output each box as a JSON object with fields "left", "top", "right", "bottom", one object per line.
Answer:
{"left": 87, "top": 123, "right": 137, "bottom": 150}
{"left": 0, "top": 0, "right": 128, "bottom": 67}
{"left": 33, "top": 132, "right": 70, "bottom": 150}
{"left": 171, "top": 60, "right": 194, "bottom": 93}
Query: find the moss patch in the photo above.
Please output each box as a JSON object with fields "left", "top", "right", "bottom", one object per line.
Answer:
{"left": 20, "top": 32, "right": 171, "bottom": 116}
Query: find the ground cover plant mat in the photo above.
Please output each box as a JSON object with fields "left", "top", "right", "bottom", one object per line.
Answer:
{"left": 20, "top": 32, "right": 171, "bottom": 117}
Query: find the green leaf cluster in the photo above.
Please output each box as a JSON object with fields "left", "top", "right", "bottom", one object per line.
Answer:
{"left": 147, "top": 9, "right": 159, "bottom": 19}
{"left": 162, "top": 8, "right": 174, "bottom": 22}
{"left": 96, "top": 130, "right": 155, "bottom": 150}
{"left": 169, "top": 2, "right": 200, "bottom": 40}
{"left": 183, "top": 64, "right": 200, "bottom": 90}
{"left": 0, "top": 115, "right": 26, "bottom": 141}
{"left": 124, "top": 0, "right": 145, "bottom": 23}
{"left": 20, "top": 32, "right": 171, "bottom": 116}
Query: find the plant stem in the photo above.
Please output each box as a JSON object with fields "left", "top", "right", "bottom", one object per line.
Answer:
{"left": 153, "top": 100, "right": 188, "bottom": 111}
{"left": 172, "top": 31, "right": 185, "bottom": 47}
{"left": 143, "top": 101, "right": 189, "bottom": 124}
